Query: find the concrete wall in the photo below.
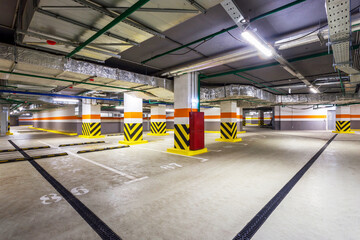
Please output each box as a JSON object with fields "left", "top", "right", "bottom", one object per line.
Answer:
{"left": 274, "top": 105, "right": 332, "bottom": 130}
{"left": 202, "top": 107, "right": 220, "bottom": 131}
{"left": 351, "top": 104, "right": 360, "bottom": 129}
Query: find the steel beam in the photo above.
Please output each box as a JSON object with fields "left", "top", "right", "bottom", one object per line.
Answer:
{"left": 72, "top": 0, "right": 165, "bottom": 38}
{"left": 36, "top": 8, "right": 139, "bottom": 45}
{"left": 185, "top": 0, "right": 207, "bottom": 14}
{"left": 41, "top": 6, "right": 199, "bottom": 14}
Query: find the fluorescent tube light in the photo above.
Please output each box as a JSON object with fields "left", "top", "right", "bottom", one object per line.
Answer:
{"left": 241, "top": 31, "right": 273, "bottom": 57}
{"left": 53, "top": 98, "right": 79, "bottom": 103}
{"left": 166, "top": 109, "right": 174, "bottom": 112}
{"left": 309, "top": 87, "right": 319, "bottom": 93}
{"left": 115, "top": 106, "right": 124, "bottom": 109}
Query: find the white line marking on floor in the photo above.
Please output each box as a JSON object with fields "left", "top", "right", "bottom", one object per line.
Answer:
{"left": 124, "top": 176, "right": 149, "bottom": 184}
{"left": 135, "top": 147, "right": 209, "bottom": 162}
{"left": 38, "top": 140, "right": 141, "bottom": 180}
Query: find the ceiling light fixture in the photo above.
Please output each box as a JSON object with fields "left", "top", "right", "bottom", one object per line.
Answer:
{"left": 241, "top": 31, "right": 273, "bottom": 57}
{"left": 53, "top": 98, "right": 79, "bottom": 103}
{"left": 166, "top": 109, "right": 174, "bottom": 112}
{"left": 115, "top": 106, "right": 124, "bottom": 109}
{"left": 309, "top": 87, "right": 319, "bottom": 94}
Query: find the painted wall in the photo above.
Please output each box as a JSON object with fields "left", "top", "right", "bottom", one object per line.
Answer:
{"left": 18, "top": 116, "right": 33, "bottom": 126}
{"left": 166, "top": 111, "right": 174, "bottom": 129}
{"left": 350, "top": 104, "right": 360, "bottom": 129}
{"left": 274, "top": 105, "right": 333, "bottom": 130}
{"left": 202, "top": 107, "right": 220, "bottom": 131}
{"left": 33, "top": 106, "right": 81, "bottom": 133}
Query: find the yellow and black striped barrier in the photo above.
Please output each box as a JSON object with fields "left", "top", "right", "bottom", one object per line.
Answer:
{"left": 151, "top": 122, "right": 166, "bottom": 134}
{"left": 333, "top": 121, "right": 354, "bottom": 134}
{"left": 0, "top": 145, "right": 50, "bottom": 153}
{"left": 77, "top": 145, "right": 130, "bottom": 154}
{"left": 79, "top": 122, "right": 104, "bottom": 138}
{"left": 0, "top": 152, "right": 68, "bottom": 164}
{"left": 174, "top": 124, "right": 189, "bottom": 150}
{"left": 119, "top": 123, "right": 148, "bottom": 145}
{"left": 148, "top": 122, "right": 169, "bottom": 136}
{"left": 124, "top": 123, "right": 143, "bottom": 141}
{"left": 6, "top": 117, "right": 13, "bottom": 135}
{"left": 59, "top": 141, "right": 105, "bottom": 147}
{"left": 216, "top": 122, "right": 242, "bottom": 142}
{"left": 259, "top": 119, "right": 264, "bottom": 126}
{"left": 242, "top": 119, "right": 246, "bottom": 126}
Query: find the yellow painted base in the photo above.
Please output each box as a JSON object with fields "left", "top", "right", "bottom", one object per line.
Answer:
{"left": 147, "top": 133, "right": 170, "bottom": 136}
{"left": 238, "top": 131, "right": 246, "bottom": 134}
{"left": 166, "top": 129, "right": 174, "bottom": 131}
{"left": 119, "top": 140, "right": 148, "bottom": 145}
{"left": 352, "top": 129, "right": 360, "bottom": 131}
{"left": 167, "top": 147, "right": 208, "bottom": 156}
{"left": 6, "top": 132, "right": 13, "bottom": 135}
{"left": 332, "top": 131, "right": 355, "bottom": 134}
{"left": 29, "top": 127, "right": 77, "bottom": 136}
{"left": 215, "top": 138, "right": 243, "bottom": 142}
{"left": 78, "top": 135, "right": 106, "bottom": 139}
{"left": 20, "top": 125, "right": 33, "bottom": 126}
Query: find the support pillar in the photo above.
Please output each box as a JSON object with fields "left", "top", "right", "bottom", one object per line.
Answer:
{"left": 0, "top": 107, "right": 8, "bottom": 136}
{"left": 148, "top": 104, "right": 169, "bottom": 136}
{"left": 216, "top": 101, "right": 242, "bottom": 142}
{"left": 333, "top": 106, "right": 354, "bottom": 134}
{"left": 79, "top": 99, "right": 104, "bottom": 138}
{"left": 259, "top": 110, "right": 264, "bottom": 127}
{"left": 167, "top": 72, "right": 207, "bottom": 155}
{"left": 119, "top": 93, "right": 148, "bottom": 145}
{"left": 237, "top": 107, "right": 246, "bottom": 133}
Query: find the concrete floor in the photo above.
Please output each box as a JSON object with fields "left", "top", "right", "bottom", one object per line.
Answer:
{"left": 0, "top": 126, "right": 359, "bottom": 240}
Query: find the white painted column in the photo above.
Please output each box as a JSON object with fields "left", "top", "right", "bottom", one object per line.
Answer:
{"left": 172, "top": 72, "right": 198, "bottom": 150}
{"left": 217, "top": 101, "right": 241, "bottom": 141}
{"left": 149, "top": 104, "right": 168, "bottom": 135}
{"left": 120, "top": 93, "right": 147, "bottom": 144}
{"left": 0, "top": 106, "right": 7, "bottom": 136}
{"left": 80, "top": 99, "right": 103, "bottom": 138}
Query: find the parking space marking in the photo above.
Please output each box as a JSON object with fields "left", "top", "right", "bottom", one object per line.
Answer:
{"left": 38, "top": 140, "right": 141, "bottom": 180}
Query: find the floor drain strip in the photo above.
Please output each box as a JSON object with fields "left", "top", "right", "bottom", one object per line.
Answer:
{"left": 8, "top": 140, "right": 122, "bottom": 240}
{"left": 233, "top": 134, "right": 338, "bottom": 240}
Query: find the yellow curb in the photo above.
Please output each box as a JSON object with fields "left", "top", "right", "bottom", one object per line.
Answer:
{"left": 119, "top": 140, "right": 148, "bottom": 145}
{"left": 29, "top": 127, "right": 77, "bottom": 136}
{"left": 215, "top": 138, "right": 243, "bottom": 142}
{"left": 167, "top": 147, "right": 208, "bottom": 156}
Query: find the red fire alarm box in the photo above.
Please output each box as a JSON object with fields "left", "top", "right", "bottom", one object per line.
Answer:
{"left": 189, "top": 112, "right": 205, "bottom": 150}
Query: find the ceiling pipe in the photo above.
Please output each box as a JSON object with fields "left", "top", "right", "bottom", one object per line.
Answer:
{"left": 0, "top": 70, "right": 148, "bottom": 93}
{"left": 18, "top": 30, "right": 122, "bottom": 59}
{"left": 40, "top": 6, "right": 200, "bottom": 14}
{"left": 67, "top": 0, "right": 150, "bottom": 58}
{"left": 0, "top": 90, "right": 122, "bottom": 102}
{"left": 185, "top": 0, "right": 207, "bottom": 14}
{"left": 141, "top": 0, "right": 306, "bottom": 64}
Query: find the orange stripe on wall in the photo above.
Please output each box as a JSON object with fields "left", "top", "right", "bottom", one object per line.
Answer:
{"left": 336, "top": 114, "right": 351, "bottom": 118}
{"left": 82, "top": 114, "right": 101, "bottom": 119}
{"left": 351, "top": 114, "right": 360, "bottom": 118}
{"left": 124, "top": 112, "right": 143, "bottom": 119}
{"left": 275, "top": 115, "right": 326, "bottom": 119}
{"left": 174, "top": 108, "right": 197, "bottom": 118}
{"left": 151, "top": 115, "right": 166, "bottom": 119}
{"left": 205, "top": 115, "right": 220, "bottom": 119}
{"left": 221, "top": 112, "right": 237, "bottom": 118}
{"left": 33, "top": 116, "right": 81, "bottom": 121}
{"left": 143, "top": 117, "right": 150, "bottom": 120}
{"left": 166, "top": 117, "right": 174, "bottom": 120}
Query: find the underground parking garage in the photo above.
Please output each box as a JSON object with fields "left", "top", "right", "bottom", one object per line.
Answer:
{"left": 1, "top": 0, "right": 360, "bottom": 239}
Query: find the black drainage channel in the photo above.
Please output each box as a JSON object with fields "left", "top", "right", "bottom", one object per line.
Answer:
{"left": 233, "top": 134, "right": 338, "bottom": 240}
{"left": 8, "top": 140, "right": 122, "bottom": 240}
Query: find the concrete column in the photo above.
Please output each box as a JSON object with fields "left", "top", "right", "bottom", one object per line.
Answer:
{"left": 0, "top": 107, "right": 7, "bottom": 136}
{"left": 259, "top": 110, "right": 264, "bottom": 126}
{"left": 237, "top": 107, "right": 245, "bottom": 132}
{"left": 334, "top": 106, "right": 354, "bottom": 133}
{"left": 167, "top": 72, "right": 207, "bottom": 155}
{"left": 148, "top": 104, "right": 168, "bottom": 136}
{"left": 216, "top": 101, "right": 242, "bottom": 142}
{"left": 119, "top": 93, "right": 148, "bottom": 144}
{"left": 79, "top": 99, "right": 104, "bottom": 138}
